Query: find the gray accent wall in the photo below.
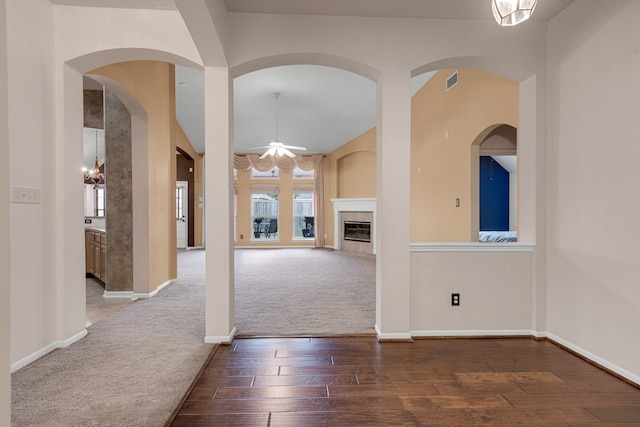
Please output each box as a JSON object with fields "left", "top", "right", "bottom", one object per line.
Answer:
{"left": 105, "top": 89, "right": 134, "bottom": 292}
{"left": 83, "top": 89, "right": 104, "bottom": 129}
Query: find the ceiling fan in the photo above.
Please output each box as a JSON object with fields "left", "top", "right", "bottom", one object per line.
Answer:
{"left": 249, "top": 93, "right": 307, "bottom": 159}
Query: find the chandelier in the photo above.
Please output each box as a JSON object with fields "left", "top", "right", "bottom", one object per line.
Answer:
{"left": 83, "top": 129, "right": 105, "bottom": 186}
{"left": 491, "top": 0, "right": 538, "bottom": 26}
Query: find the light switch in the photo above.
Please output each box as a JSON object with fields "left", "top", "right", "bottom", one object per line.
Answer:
{"left": 12, "top": 186, "right": 41, "bottom": 204}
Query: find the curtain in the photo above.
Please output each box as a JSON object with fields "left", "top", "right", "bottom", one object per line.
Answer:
{"left": 314, "top": 158, "right": 325, "bottom": 248}
{"left": 234, "top": 154, "right": 322, "bottom": 173}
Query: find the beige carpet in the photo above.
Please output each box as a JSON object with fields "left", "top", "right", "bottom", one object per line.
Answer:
{"left": 234, "top": 248, "right": 376, "bottom": 336}
{"left": 11, "top": 250, "right": 214, "bottom": 427}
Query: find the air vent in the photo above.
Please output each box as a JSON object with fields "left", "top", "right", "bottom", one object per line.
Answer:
{"left": 446, "top": 70, "right": 459, "bottom": 91}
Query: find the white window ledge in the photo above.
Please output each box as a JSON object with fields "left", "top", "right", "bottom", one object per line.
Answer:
{"left": 410, "top": 242, "right": 535, "bottom": 252}
{"left": 251, "top": 239, "right": 280, "bottom": 243}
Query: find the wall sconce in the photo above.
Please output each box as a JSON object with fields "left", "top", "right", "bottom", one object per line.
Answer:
{"left": 491, "top": 0, "right": 538, "bottom": 26}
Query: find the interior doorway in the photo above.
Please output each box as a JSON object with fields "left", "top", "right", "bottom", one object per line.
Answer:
{"left": 176, "top": 147, "right": 196, "bottom": 247}
{"left": 176, "top": 181, "right": 188, "bottom": 249}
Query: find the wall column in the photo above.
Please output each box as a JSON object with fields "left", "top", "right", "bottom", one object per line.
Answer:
{"left": 375, "top": 68, "right": 412, "bottom": 340}
{"left": 0, "top": 0, "right": 11, "bottom": 419}
{"left": 104, "top": 89, "right": 134, "bottom": 293}
{"left": 204, "top": 66, "right": 235, "bottom": 343}
{"left": 59, "top": 65, "right": 88, "bottom": 340}
{"left": 519, "top": 75, "right": 546, "bottom": 334}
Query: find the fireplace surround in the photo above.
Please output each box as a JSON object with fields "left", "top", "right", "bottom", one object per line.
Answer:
{"left": 331, "top": 198, "right": 376, "bottom": 255}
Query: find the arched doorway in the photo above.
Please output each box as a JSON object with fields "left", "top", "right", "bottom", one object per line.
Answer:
{"left": 64, "top": 50, "right": 204, "bottom": 333}
{"left": 476, "top": 124, "right": 518, "bottom": 241}
{"left": 230, "top": 61, "right": 378, "bottom": 336}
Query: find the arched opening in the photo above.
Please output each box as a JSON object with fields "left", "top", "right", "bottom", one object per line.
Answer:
{"left": 410, "top": 64, "right": 523, "bottom": 243}
{"left": 63, "top": 49, "right": 204, "bottom": 333}
{"left": 83, "top": 72, "right": 151, "bottom": 297}
{"left": 473, "top": 124, "right": 518, "bottom": 242}
{"left": 230, "top": 57, "right": 379, "bottom": 336}
{"left": 81, "top": 75, "right": 141, "bottom": 322}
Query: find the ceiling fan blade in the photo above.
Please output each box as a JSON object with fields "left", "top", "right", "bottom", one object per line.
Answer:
{"left": 281, "top": 144, "right": 307, "bottom": 151}
{"left": 246, "top": 145, "right": 272, "bottom": 151}
{"left": 259, "top": 147, "right": 277, "bottom": 159}
{"left": 282, "top": 149, "right": 296, "bottom": 158}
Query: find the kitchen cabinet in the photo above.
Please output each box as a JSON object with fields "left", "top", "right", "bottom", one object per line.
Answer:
{"left": 85, "top": 229, "right": 106, "bottom": 283}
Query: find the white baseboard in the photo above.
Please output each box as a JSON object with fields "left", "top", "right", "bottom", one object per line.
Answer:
{"left": 546, "top": 332, "right": 640, "bottom": 386}
{"left": 103, "top": 291, "right": 134, "bottom": 299}
{"left": 132, "top": 279, "right": 175, "bottom": 299}
{"left": 375, "top": 324, "right": 413, "bottom": 341}
{"left": 204, "top": 327, "right": 237, "bottom": 344}
{"left": 411, "top": 329, "right": 536, "bottom": 338}
{"left": 11, "top": 329, "right": 87, "bottom": 373}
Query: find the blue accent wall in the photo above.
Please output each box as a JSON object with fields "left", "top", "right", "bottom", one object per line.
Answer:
{"left": 480, "top": 156, "right": 509, "bottom": 231}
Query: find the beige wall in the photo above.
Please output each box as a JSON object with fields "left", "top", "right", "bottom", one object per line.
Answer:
{"left": 0, "top": 0, "right": 10, "bottom": 420}
{"left": 546, "top": 0, "right": 640, "bottom": 382}
{"left": 323, "top": 127, "right": 376, "bottom": 247}
{"left": 175, "top": 122, "right": 204, "bottom": 247}
{"left": 92, "top": 61, "right": 178, "bottom": 290}
{"left": 411, "top": 68, "right": 518, "bottom": 242}
{"left": 410, "top": 250, "right": 533, "bottom": 333}
{"left": 336, "top": 128, "right": 377, "bottom": 198}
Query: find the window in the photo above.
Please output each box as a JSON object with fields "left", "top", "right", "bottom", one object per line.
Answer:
{"left": 176, "top": 186, "right": 183, "bottom": 220}
{"left": 252, "top": 167, "right": 279, "bottom": 179}
{"left": 95, "top": 186, "right": 105, "bottom": 217}
{"left": 251, "top": 184, "right": 279, "bottom": 240}
{"left": 293, "top": 186, "right": 314, "bottom": 239}
{"left": 84, "top": 184, "right": 105, "bottom": 217}
{"left": 292, "top": 167, "right": 314, "bottom": 179}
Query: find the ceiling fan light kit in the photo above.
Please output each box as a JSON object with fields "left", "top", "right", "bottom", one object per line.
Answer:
{"left": 250, "top": 93, "right": 308, "bottom": 159}
{"left": 491, "top": 0, "right": 538, "bottom": 26}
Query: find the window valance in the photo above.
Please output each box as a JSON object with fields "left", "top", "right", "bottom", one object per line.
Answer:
{"left": 234, "top": 154, "right": 322, "bottom": 173}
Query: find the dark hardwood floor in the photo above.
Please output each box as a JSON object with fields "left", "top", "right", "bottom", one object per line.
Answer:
{"left": 171, "top": 337, "right": 640, "bottom": 426}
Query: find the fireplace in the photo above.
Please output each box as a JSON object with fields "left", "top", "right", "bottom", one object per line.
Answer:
{"left": 344, "top": 221, "right": 371, "bottom": 242}
{"left": 330, "top": 198, "right": 376, "bottom": 255}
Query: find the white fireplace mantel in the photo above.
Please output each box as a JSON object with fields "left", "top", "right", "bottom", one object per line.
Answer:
{"left": 330, "top": 198, "right": 377, "bottom": 254}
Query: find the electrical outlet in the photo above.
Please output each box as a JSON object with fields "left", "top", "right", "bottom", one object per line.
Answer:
{"left": 451, "top": 293, "right": 460, "bottom": 306}
{"left": 455, "top": 198, "right": 460, "bottom": 207}
{"left": 12, "top": 186, "right": 41, "bottom": 204}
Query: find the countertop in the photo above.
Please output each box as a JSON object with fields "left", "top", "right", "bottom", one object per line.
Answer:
{"left": 85, "top": 227, "right": 106, "bottom": 234}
